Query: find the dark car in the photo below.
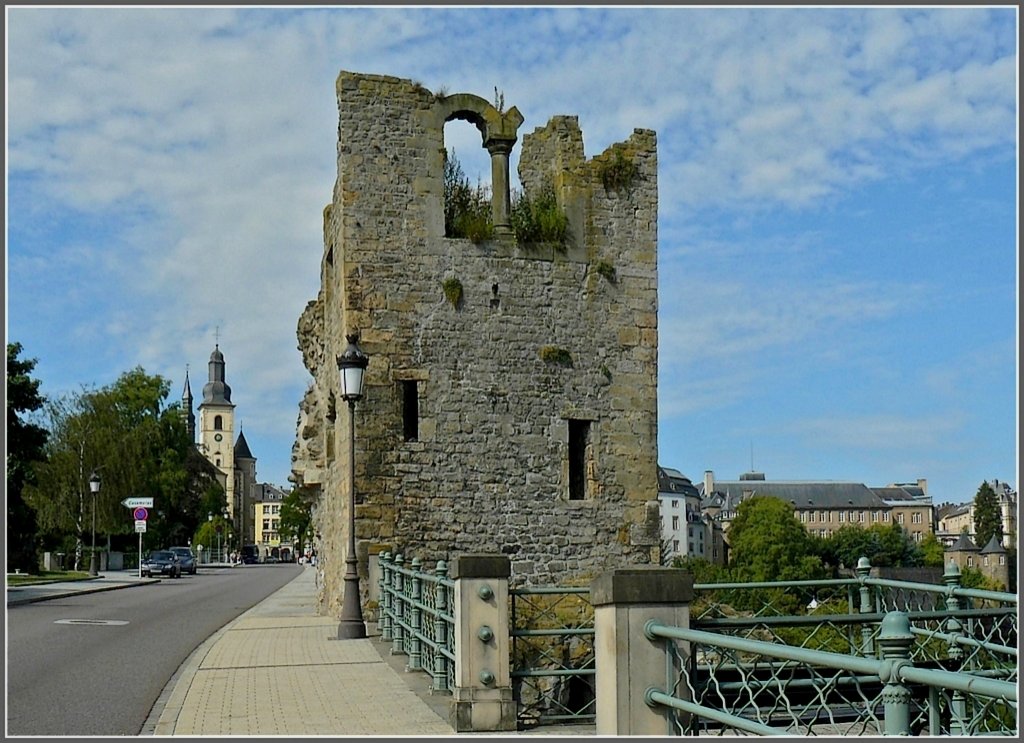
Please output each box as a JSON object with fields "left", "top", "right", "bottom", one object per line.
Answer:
{"left": 141, "top": 550, "right": 182, "bottom": 578}
{"left": 168, "top": 546, "right": 197, "bottom": 575}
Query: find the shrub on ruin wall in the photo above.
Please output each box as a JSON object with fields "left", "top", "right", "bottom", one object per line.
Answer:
{"left": 511, "top": 180, "right": 569, "bottom": 250}
{"left": 444, "top": 149, "right": 494, "bottom": 243}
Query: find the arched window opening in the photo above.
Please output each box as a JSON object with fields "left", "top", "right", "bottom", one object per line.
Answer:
{"left": 214, "top": 415, "right": 223, "bottom": 430}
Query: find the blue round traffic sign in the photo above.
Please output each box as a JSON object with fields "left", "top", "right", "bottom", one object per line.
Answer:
{"left": 133, "top": 507, "right": 148, "bottom": 520}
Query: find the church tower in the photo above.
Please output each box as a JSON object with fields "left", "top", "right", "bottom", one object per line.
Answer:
{"left": 198, "top": 344, "right": 237, "bottom": 530}
{"left": 182, "top": 366, "right": 196, "bottom": 442}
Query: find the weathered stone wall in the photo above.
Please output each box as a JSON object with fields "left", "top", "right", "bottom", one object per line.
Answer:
{"left": 292, "top": 71, "right": 661, "bottom": 616}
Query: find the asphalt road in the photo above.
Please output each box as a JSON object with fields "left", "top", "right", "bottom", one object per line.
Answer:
{"left": 6, "top": 563, "right": 303, "bottom": 736}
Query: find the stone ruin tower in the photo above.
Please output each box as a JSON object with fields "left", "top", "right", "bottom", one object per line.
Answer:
{"left": 292, "top": 71, "right": 661, "bottom": 616}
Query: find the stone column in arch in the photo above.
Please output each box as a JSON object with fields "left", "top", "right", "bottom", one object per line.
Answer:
{"left": 485, "top": 136, "right": 516, "bottom": 235}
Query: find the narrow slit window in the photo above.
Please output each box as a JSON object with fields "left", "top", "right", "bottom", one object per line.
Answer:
{"left": 568, "top": 419, "right": 590, "bottom": 501}
{"left": 402, "top": 380, "right": 419, "bottom": 442}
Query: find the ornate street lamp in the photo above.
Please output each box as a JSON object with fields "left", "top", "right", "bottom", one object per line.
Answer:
{"left": 88, "top": 471, "right": 101, "bottom": 576}
{"left": 336, "top": 332, "right": 369, "bottom": 639}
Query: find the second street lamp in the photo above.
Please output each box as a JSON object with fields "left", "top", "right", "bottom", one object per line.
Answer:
{"left": 88, "top": 471, "right": 101, "bottom": 577}
{"left": 336, "top": 332, "right": 369, "bottom": 640}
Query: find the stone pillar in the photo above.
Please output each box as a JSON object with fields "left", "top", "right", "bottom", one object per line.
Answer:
{"left": 485, "top": 137, "right": 515, "bottom": 235}
{"left": 591, "top": 566, "right": 694, "bottom": 736}
{"left": 449, "top": 554, "right": 516, "bottom": 732}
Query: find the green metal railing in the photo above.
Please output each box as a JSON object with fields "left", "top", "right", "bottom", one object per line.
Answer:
{"left": 510, "top": 585, "right": 595, "bottom": 728}
{"left": 378, "top": 552, "right": 455, "bottom": 693}
{"left": 646, "top": 610, "right": 1017, "bottom": 736}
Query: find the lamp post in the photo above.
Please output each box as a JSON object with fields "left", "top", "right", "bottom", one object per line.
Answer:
{"left": 336, "top": 332, "right": 369, "bottom": 640}
{"left": 88, "top": 472, "right": 101, "bottom": 576}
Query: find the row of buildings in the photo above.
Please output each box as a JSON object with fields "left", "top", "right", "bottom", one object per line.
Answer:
{"left": 657, "top": 467, "right": 1016, "bottom": 586}
{"left": 182, "top": 344, "right": 293, "bottom": 561}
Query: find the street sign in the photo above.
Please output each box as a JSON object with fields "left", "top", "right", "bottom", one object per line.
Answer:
{"left": 133, "top": 507, "right": 148, "bottom": 521}
{"left": 122, "top": 497, "right": 154, "bottom": 508}
{"left": 135, "top": 520, "right": 147, "bottom": 533}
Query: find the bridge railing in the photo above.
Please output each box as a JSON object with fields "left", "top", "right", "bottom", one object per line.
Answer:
{"left": 647, "top": 611, "right": 1017, "bottom": 736}
{"left": 378, "top": 552, "right": 456, "bottom": 693}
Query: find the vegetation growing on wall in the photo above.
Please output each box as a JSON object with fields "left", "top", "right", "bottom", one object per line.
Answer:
{"left": 444, "top": 149, "right": 493, "bottom": 243}
{"left": 539, "top": 346, "right": 573, "bottom": 367}
{"left": 597, "top": 148, "right": 640, "bottom": 194}
{"left": 511, "top": 179, "right": 569, "bottom": 250}
{"left": 594, "top": 260, "right": 616, "bottom": 283}
{"left": 442, "top": 277, "right": 464, "bottom": 308}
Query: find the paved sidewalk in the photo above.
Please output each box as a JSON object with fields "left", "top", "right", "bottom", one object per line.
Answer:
{"left": 145, "top": 565, "right": 456, "bottom": 736}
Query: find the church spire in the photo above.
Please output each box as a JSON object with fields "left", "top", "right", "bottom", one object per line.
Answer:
{"left": 182, "top": 365, "right": 196, "bottom": 441}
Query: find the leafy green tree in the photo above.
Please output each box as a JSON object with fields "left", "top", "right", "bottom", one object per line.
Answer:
{"left": 279, "top": 485, "right": 316, "bottom": 555}
{"left": 443, "top": 149, "right": 492, "bottom": 242}
{"left": 26, "top": 367, "right": 213, "bottom": 565}
{"left": 7, "top": 343, "right": 49, "bottom": 573}
{"left": 819, "top": 522, "right": 922, "bottom": 571}
{"left": 918, "top": 531, "right": 946, "bottom": 568}
{"left": 972, "top": 481, "right": 1002, "bottom": 548}
{"left": 727, "top": 495, "right": 825, "bottom": 582}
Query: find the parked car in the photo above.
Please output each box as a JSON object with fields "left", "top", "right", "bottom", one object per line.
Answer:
{"left": 168, "top": 546, "right": 197, "bottom": 575}
{"left": 141, "top": 550, "right": 182, "bottom": 578}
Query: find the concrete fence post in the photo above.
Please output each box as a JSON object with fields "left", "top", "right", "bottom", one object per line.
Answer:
{"left": 591, "top": 566, "right": 694, "bottom": 736}
{"left": 449, "top": 554, "right": 516, "bottom": 732}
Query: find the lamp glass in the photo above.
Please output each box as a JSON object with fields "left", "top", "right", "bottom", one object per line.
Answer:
{"left": 340, "top": 365, "right": 365, "bottom": 400}
{"left": 89, "top": 473, "right": 101, "bottom": 494}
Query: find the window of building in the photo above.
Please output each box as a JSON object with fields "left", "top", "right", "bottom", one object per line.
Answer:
{"left": 808, "top": 511, "right": 815, "bottom": 523}
{"left": 672, "top": 539, "right": 679, "bottom": 552}
{"left": 914, "top": 532, "right": 922, "bottom": 542}
{"left": 967, "top": 556, "right": 974, "bottom": 567}
{"left": 401, "top": 380, "right": 419, "bottom": 442}
{"left": 688, "top": 526, "right": 693, "bottom": 538}
{"left": 839, "top": 511, "right": 846, "bottom": 523}
{"left": 568, "top": 419, "right": 592, "bottom": 501}
{"left": 849, "top": 510, "right": 856, "bottom": 522}
{"left": 872, "top": 511, "right": 879, "bottom": 522}
{"left": 671, "top": 515, "right": 679, "bottom": 530}
{"left": 214, "top": 415, "right": 223, "bottom": 430}
{"left": 897, "top": 513, "right": 904, "bottom": 524}
{"left": 672, "top": 500, "right": 678, "bottom": 508}
{"left": 912, "top": 512, "right": 922, "bottom": 524}
{"left": 984, "top": 556, "right": 989, "bottom": 566}
{"left": 883, "top": 511, "right": 890, "bottom": 522}
{"left": 713, "top": 547, "right": 718, "bottom": 559}
{"left": 263, "top": 520, "right": 270, "bottom": 530}
{"left": 215, "top": 458, "right": 221, "bottom": 467}
{"left": 858, "top": 511, "right": 865, "bottom": 522}
{"left": 1000, "top": 555, "right": 1006, "bottom": 565}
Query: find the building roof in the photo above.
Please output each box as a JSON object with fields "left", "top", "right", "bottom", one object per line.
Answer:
{"left": 980, "top": 535, "right": 1006, "bottom": 554}
{"left": 658, "top": 466, "right": 699, "bottom": 499}
{"left": 701, "top": 480, "right": 886, "bottom": 510}
{"left": 234, "top": 430, "right": 254, "bottom": 460}
{"left": 948, "top": 533, "right": 979, "bottom": 552}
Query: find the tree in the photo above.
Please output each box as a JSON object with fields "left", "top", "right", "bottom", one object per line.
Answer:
{"left": 727, "top": 495, "right": 825, "bottom": 582}
{"left": 279, "top": 485, "right": 317, "bottom": 555}
{"left": 7, "top": 343, "right": 49, "bottom": 573}
{"left": 918, "top": 531, "right": 946, "bottom": 568}
{"left": 819, "top": 522, "right": 922, "bottom": 571}
{"left": 25, "top": 367, "right": 211, "bottom": 565}
{"left": 972, "top": 481, "right": 1002, "bottom": 548}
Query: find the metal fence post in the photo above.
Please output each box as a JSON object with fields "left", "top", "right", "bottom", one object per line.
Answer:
{"left": 878, "top": 611, "right": 914, "bottom": 736}
{"left": 408, "top": 557, "right": 423, "bottom": 671}
{"left": 856, "top": 556, "right": 875, "bottom": 657}
{"left": 943, "top": 561, "right": 968, "bottom": 735}
{"left": 380, "top": 552, "right": 393, "bottom": 641}
{"left": 392, "top": 553, "right": 405, "bottom": 656}
{"left": 434, "top": 559, "right": 449, "bottom": 691}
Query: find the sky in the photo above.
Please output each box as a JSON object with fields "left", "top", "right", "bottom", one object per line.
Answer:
{"left": 5, "top": 5, "right": 1018, "bottom": 506}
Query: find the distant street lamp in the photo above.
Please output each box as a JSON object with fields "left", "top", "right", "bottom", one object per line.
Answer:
{"left": 336, "top": 332, "right": 369, "bottom": 640}
{"left": 88, "top": 472, "right": 101, "bottom": 577}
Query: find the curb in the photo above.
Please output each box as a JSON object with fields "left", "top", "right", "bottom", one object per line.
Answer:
{"left": 6, "top": 579, "right": 162, "bottom": 607}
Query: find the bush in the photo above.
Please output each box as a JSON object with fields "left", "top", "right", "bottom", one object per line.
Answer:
{"left": 444, "top": 150, "right": 493, "bottom": 243}
{"left": 511, "top": 180, "right": 569, "bottom": 249}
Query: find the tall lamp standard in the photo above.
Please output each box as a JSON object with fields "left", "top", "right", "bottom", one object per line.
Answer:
{"left": 88, "top": 471, "right": 101, "bottom": 576}
{"left": 336, "top": 332, "right": 369, "bottom": 640}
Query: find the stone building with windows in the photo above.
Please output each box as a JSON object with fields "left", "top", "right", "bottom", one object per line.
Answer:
{"left": 253, "top": 483, "right": 291, "bottom": 562}
{"left": 699, "top": 471, "right": 935, "bottom": 544}
{"left": 658, "top": 467, "right": 727, "bottom": 565}
{"left": 291, "top": 71, "right": 662, "bottom": 615}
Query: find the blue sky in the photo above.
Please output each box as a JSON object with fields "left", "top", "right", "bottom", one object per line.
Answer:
{"left": 6, "top": 6, "right": 1017, "bottom": 505}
